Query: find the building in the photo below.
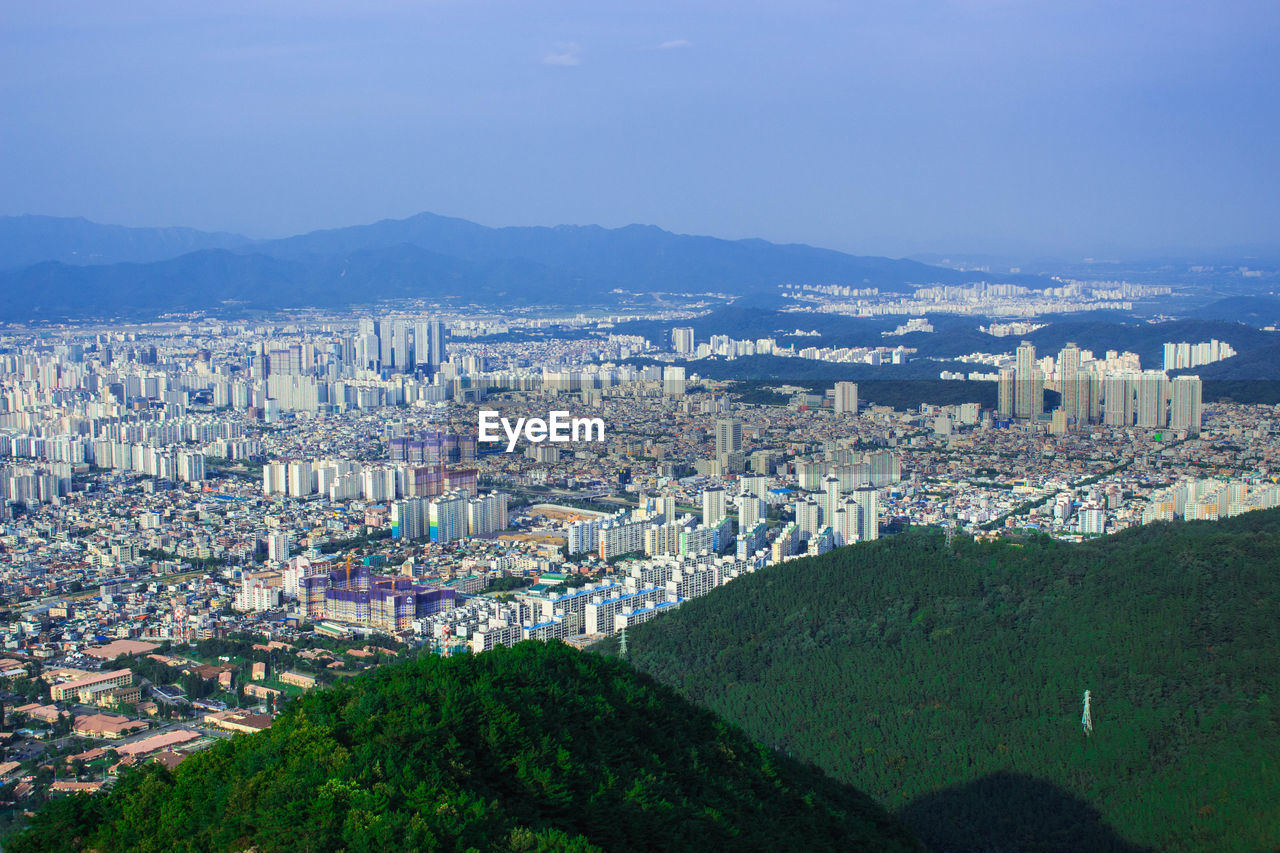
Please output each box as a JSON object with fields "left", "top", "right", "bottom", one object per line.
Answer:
{"left": 671, "top": 327, "right": 695, "bottom": 355}
{"left": 833, "top": 381, "right": 858, "bottom": 415}
{"left": 1014, "top": 341, "right": 1043, "bottom": 420}
{"left": 598, "top": 516, "right": 646, "bottom": 560}
{"left": 1079, "top": 505, "right": 1106, "bottom": 535}
{"left": 391, "top": 496, "right": 430, "bottom": 541}
{"left": 1136, "top": 370, "right": 1169, "bottom": 429}
{"left": 567, "top": 519, "right": 601, "bottom": 555}
{"left": 322, "top": 563, "right": 456, "bottom": 633}
{"left": 715, "top": 418, "right": 743, "bottom": 456}
{"left": 702, "top": 487, "right": 726, "bottom": 528}
{"left": 467, "top": 492, "right": 509, "bottom": 536}
{"left": 1170, "top": 375, "right": 1202, "bottom": 436}
{"left": 663, "top": 366, "right": 686, "bottom": 396}
{"left": 736, "top": 492, "right": 765, "bottom": 530}
{"left": 998, "top": 367, "right": 1015, "bottom": 419}
{"left": 278, "top": 671, "right": 317, "bottom": 690}
{"left": 429, "top": 492, "right": 469, "bottom": 543}
{"left": 1056, "top": 342, "right": 1091, "bottom": 425}
{"left": 73, "top": 713, "right": 148, "bottom": 739}
{"left": 866, "top": 450, "right": 900, "bottom": 487}
{"left": 51, "top": 669, "right": 134, "bottom": 702}
{"left": 584, "top": 586, "right": 669, "bottom": 635}
{"left": 1103, "top": 374, "right": 1133, "bottom": 426}
{"left": 267, "top": 532, "right": 291, "bottom": 563}
{"left": 851, "top": 487, "right": 879, "bottom": 541}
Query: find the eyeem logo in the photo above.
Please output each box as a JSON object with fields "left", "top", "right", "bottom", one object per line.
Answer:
{"left": 479, "top": 410, "right": 606, "bottom": 452}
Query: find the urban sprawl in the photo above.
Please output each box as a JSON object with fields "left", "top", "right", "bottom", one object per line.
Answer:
{"left": 0, "top": 310, "right": 1276, "bottom": 802}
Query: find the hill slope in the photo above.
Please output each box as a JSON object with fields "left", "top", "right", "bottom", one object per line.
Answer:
{"left": 600, "top": 510, "right": 1280, "bottom": 852}
{"left": 8, "top": 642, "right": 919, "bottom": 853}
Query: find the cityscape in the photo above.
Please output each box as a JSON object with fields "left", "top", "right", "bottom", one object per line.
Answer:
{"left": 1, "top": 2, "right": 1278, "bottom": 851}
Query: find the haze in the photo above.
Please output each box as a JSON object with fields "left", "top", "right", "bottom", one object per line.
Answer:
{"left": 2, "top": 0, "right": 1277, "bottom": 257}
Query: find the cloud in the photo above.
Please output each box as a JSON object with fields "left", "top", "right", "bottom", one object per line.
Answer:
{"left": 655, "top": 39, "right": 693, "bottom": 50}
{"left": 541, "top": 42, "right": 581, "bottom": 66}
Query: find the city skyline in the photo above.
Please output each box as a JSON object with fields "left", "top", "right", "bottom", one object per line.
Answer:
{"left": 2, "top": 4, "right": 1279, "bottom": 851}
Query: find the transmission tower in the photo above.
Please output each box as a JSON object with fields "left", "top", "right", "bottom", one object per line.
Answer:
{"left": 619, "top": 627, "right": 628, "bottom": 659}
{"left": 1081, "top": 690, "right": 1093, "bottom": 736}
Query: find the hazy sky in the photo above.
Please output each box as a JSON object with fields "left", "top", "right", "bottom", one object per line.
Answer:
{"left": 2, "top": 1, "right": 1277, "bottom": 257}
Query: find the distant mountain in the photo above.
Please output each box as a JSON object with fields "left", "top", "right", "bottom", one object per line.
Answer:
{"left": 1192, "top": 295, "right": 1280, "bottom": 327}
{"left": 0, "top": 215, "right": 250, "bottom": 269}
{"left": 247, "top": 211, "right": 976, "bottom": 295}
{"left": 0, "top": 212, "right": 1035, "bottom": 321}
{"left": 8, "top": 642, "right": 920, "bottom": 853}
{"left": 601, "top": 509, "right": 1280, "bottom": 852}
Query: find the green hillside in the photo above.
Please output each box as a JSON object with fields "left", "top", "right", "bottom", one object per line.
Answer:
{"left": 8, "top": 642, "right": 919, "bottom": 853}
{"left": 601, "top": 509, "right": 1280, "bottom": 852}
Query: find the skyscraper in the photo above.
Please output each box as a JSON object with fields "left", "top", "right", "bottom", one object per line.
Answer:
{"left": 702, "top": 487, "right": 726, "bottom": 527}
{"left": 821, "top": 475, "right": 841, "bottom": 526}
{"left": 393, "top": 322, "right": 412, "bottom": 372}
{"left": 1136, "top": 370, "right": 1169, "bottom": 428}
{"left": 715, "top": 417, "right": 743, "bottom": 456}
{"left": 852, "top": 487, "right": 879, "bottom": 541}
{"left": 998, "top": 367, "right": 1015, "bottom": 419}
{"left": 1170, "top": 375, "right": 1202, "bottom": 435}
{"left": 1103, "top": 374, "right": 1132, "bottom": 426}
{"left": 833, "top": 381, "right": 859, "bottom": 415}
{"left": 379, "top": 317, "right": 397, "bottom": 371}
{"left": 672, "top": 327, "right": 695, "bottom": 355}
{"left": 415, "top": 319, "right": 447, "bottom": 373}
{"left": 663, "top": 366, "right": 686, "bottom": 396}
{"left": 1015, "top": 341, "right": 1043, "bottom": 420}
{"left": 1057, "top": 342, "right": 1090, "bottom": 425}
{"left": 736, "top": 492, "right": 765, "bottom": 530}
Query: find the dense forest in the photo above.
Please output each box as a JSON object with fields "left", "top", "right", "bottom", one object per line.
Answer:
{"left": 600, "top": 509, "right": 1280, "bottom": 852}
{"left": 8, "top": 642, "right": 919, "bottom": 853}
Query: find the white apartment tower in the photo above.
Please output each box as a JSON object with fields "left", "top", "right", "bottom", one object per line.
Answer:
{"left": 702, "top": 487, "right": 727, "bottom": 528}
{"left": 1015, "top": 341, "right": 1043, "bottom": 420}
{"left": 1170, "top": 375, "right": 1203, "bottom": 436}
{"left": 833, "top": 381, "right": 859, "bottom": 415}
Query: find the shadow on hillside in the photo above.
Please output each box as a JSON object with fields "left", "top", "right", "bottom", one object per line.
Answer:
{"left": 899, "top": 772, "right": 1154, "bottom": 853}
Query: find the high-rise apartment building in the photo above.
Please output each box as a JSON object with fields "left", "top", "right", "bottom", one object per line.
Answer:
{"left": 736, "top": 492, "right": 765, "bottom": 530}
{"left": 702, "top": 487, "right": 726, "bottom": 527}
{"left": 672, "top": 327, "right": 695, "bottom": 355}
{"left": 1170, "top": 375, "right": 1202, "bottom": 436}
{"left": 833, "top": 381, "right": 859, "bottom": 415}
{"left": 429, "top": 492, "right": 469, "bottom": 543}
{"left": 1015, "top": 341, "right": 1043, "bottom": 420}
{"left": 1136, "top": 370, "right": 1169, "bottom": 429}
{"left": 998, "top": 367, "right": 1015, "bottom": 419}
{"left": 1103, "top": 374, "right": 1132, "bottom": 426}
{"left": 415, "top": 319, "right": 447, "bottom": 372}
{"left": 1056, "top": 342, "right": 1091, "bottom": 425}
{"left": 851, "top": 487, "right": 879, "bottom": 541}
{"left": 267, "top": 532, "right": 291, "bottom": 563}
{"left": 663, "top": 366, "right": 686, "bottom": 396}
{"left": 715, "top": 417, "right": 743, "bottom": 456}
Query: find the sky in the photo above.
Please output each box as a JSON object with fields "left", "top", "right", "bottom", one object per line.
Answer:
{"left": 1, "top": 0, "right": 1278, "bottom": 258}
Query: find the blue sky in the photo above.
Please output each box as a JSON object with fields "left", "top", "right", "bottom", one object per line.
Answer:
{"left": 2, "top": 0, "right": 1277, "bottom": 257}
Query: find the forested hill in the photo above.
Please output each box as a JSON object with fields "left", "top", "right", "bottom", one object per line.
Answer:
{"left": 599, "top": 509, "right": 1280, "bottom": 853}
{"left": 8, "top": 642, "right": 920, "bottom": 853}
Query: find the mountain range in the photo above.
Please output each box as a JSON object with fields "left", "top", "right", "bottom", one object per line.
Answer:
{"left": 0, "top": 213, "right": 1008, "bottom": 322}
